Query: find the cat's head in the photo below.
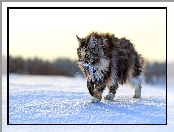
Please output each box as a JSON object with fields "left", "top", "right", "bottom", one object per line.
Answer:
{"left": 76, "top": 34, "right": 100, "bottom": 64}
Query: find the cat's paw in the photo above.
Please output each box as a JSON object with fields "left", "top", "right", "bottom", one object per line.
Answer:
{"left": 104, "top": 93, "right": 115, "bottom": 100}
{"left": 133, "top": 94, "right": 141, "bottom": 98}
{"left": 91, "top": 98, "right": 100, "bottom": 103}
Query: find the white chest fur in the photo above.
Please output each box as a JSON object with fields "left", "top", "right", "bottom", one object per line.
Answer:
{"left": 82, "top": 58, "right": 110, "bottom": 83}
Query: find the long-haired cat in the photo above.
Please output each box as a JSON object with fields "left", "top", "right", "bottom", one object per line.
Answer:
{"left": 76, "top": 32, "right": 145, "bottom": 103}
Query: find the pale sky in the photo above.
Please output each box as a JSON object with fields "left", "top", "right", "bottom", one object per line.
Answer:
{"left": 2, "top": 2, "right": 173, "bottom": 63}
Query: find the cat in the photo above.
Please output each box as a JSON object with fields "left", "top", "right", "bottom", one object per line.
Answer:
{"left": 76, "top": 31, "right": 146, "bottom": 103}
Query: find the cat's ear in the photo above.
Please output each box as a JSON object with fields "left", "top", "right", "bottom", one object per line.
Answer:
{"left": 89, "top": 35, "right": 97, "bottom": 48}
{"left": 76, "top": 35, "right": 83, "bottom": 45}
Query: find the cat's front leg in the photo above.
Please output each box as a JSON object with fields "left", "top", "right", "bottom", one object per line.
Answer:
{"left": 91, "top": 83, "right": 106, "bottom": 103}
{"left": 87, "top": 80, "right": 106, "bottom": 103}
{"left": 87, "top": 80, "right": 100, "bottom": 103}
{"left": 104, "top": 83, "right": 118, "bottom": 100}
{"left": 87, "top": 80, "right": 94, "bottom": 96}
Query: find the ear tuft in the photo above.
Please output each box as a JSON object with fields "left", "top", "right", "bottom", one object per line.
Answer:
{"left": 76, "top": 35, "right": 81, "bottom": 42}
{"left": 76, "top": 35, "right": 79, "bottom": 39}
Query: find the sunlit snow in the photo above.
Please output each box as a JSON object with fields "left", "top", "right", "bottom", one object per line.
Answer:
{"left": 2, "top": 74, "right": 173, "bottom": 132}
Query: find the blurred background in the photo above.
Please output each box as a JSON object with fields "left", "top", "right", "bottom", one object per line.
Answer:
{"left": 2, "top": 8, "right": 168, "bottom": 85}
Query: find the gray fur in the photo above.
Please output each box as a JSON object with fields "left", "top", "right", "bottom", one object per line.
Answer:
{"left": 76, "top": 32, "right": 146, "bottom": 102}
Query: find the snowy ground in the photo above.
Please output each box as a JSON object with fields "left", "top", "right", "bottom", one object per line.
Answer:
{"left": 2, "top": 74, "right": 174, "bottom": 131}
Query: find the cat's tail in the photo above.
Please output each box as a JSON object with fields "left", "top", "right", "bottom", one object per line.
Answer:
{"left": 140, "top": 55, "right": 146, "bottom": 72}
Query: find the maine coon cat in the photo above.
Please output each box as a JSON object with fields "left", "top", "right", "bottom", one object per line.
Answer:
{"left": 76, "top": 32, "right": 145, "bottom": 103}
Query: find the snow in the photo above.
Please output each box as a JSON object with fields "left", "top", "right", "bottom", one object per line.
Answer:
{"left": 2, "top": 74, "right": 174, "bottom": 131}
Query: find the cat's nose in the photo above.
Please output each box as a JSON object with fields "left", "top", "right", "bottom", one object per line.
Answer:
{"left": 80, "top": 59, "right": 85, "bottom": 62}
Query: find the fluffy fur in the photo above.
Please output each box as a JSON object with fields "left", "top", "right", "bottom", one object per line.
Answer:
{"left": 76, "top": 32, "right": 145, "bottom": 102}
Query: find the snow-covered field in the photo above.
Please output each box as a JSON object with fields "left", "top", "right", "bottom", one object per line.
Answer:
{"left": 2, "top": 74, "right": 174, "bottom": 131}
